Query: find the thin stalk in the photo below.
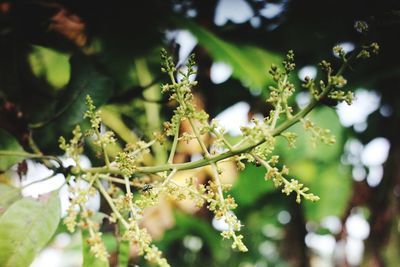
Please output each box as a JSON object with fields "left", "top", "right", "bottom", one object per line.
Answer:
{"left": 167, "top": 126, "right": 180, "bottom": 164}
{"left": 21, "top": 173, "right": 57, "bottom": 189}
{"left": 98, "top": 174, "right": 141, "bottom": 187}
{"left": 161, "top": 169, "right": 177, "bottom": 187}
{"left": 0, "top": 150, "right": 63, "bottom": 167}
{"left": 96, "top": 180, "right": 130, "bottom": 229}
{"left": 210, "top": 163, "right": 225, "bottom": 204}
{"left": 95, "top": 127, "right": 110, "bottom": 169}
{"left": 169, "top": 179, "right": 217, "bottom": 203}
{"left": 188, "top": 117, "right": 210, "bottom": 158}
{"left": 78, "top": 50, "right": 357, "bottom": 177}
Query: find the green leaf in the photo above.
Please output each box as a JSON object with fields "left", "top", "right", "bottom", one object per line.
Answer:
{"left": 28, "top": 45, "right": 70, "bottom": 89}
{"left": 117, "top": 235, "right": 130, "bottom": 267}
{"left": 116, "top": 213, "right": 130, "bottom": 267}
{"left": 231, "top": 164, "right": 274, "bottom": 207}
{"left": 159, "top": 212, "right": 223, "bottom": 262}
{"left": 277, "top": 107, "right": 343, "bottom": 163}
{"left": 0, "top": 129, "right": 24, "bottom": 171}
{"left": 0, "top": 184, "right": 21, "bottom": 214}
{"left": 0, "top": 191, "right": 61, "bottom": 267}
{"left": 100, "top": 106, "right": 138, "bottom": 144}
{"left": 34, "top": 53, "right": 114, "bottom": 151}
{"left": 54, "top": 53, "right": 114, "bottom": 133}
{"left": 291, "top": 163, "right": 352, "bottom": 221}
{"left": 177, "top": 19, "right": 281, "bottom": 91}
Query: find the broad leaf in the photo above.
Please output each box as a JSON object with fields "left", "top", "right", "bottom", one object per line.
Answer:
{"left": 177, "top": 19, "right": 281, "bottom": 91}
{"left": 55, "top": 54, "right": 114, "bottom": 132}
{"left": 0, "top": 184, "right": 21, "bottom": 214}
{"left": 34, "top": 53, "right": 114, "bottom": 151}
{"left": 290, "top": 162, "right": 352, "bottom": 221}
{"left": 28, "top": 45, "right": 70, "bottom": 89}
{"left": 0, "top": 129, "right": 24, "bottom": 171}
{"left": 0, "top": 191, "right": 61, "bottom": 267}
{"left": 231, "top": 164, "right": 274, "bottom": 207}
{"left": 276, "top": 107, "right": 343, "bottom": 162}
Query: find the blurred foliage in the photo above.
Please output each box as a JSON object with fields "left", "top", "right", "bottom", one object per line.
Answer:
{"left": 0, "top": 129, "right": 24, "bottom": 171}
{"left": 1, "top": 0, "right": 400, "bottom": 266}
{"left": 0, "top": 191, "right": 60, "bottom": 267}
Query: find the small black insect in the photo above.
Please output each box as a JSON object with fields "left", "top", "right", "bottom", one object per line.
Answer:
{"left": 141, "top": 184, "right": 153, "bottom": 192}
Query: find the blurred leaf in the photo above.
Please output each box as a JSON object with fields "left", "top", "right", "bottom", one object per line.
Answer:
{"left": 55, "top": 53, "right": 114, "bottom": 131}
{"left": 117, "top": 229, "right": 130, "bottom": 267}
{"left": 0, "top": 129, "right": 24, "bottom": 171}
{"left": 160, "top": 212, "right": 222, "bottom": 261}
{"left": 277, "top": 107, "right": 343, "bottom": 162}
{"left": 0, "top": 191, "right": 61, "bottom": 267}
{"left": 116, "top": 209, "right": 130, "bottom": 267}
{"left": 0, "top": 184, "right": 21, "bottom": 214}
{"left": 293, "top": 163, "right": 352, "bottom": 221}
{"left": 100, "top": 106, "right": 138, "bottom": 144}
{"left": 34, "top": 53, "right": 114, "bottom": 151}
{"left": 178, "top": 19, "right": 281, "bottom": 91}
{"left": 28, "top": 46, "right": 70, "bottom": 89}
{"left": 231, "top": 164, "right": 274, "bottom": 207}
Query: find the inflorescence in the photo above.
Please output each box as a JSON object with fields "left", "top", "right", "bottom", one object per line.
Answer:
{"left": 58, "top": 41, "right": 378, "bottom": 266}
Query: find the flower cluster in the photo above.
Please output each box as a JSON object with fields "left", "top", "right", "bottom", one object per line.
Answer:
{"left": 56, "top": 41, "right": 378, "bottom": 266}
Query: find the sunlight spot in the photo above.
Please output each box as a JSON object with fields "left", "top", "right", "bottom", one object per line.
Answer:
{"left": 345, "top": 237, "right": 364, "bottom": 266}
{"left": 295, "top": 91, "right": 311, "bottom": 109}
{"left": 346, "top": 213, "right": 370, "bottom": 240}
{"left": 183, "top": 235, "right": 203, "bottom": 252}
{"left": 321, "top": 216, "right": 342, "bottom": 234}
{"left": 215, "top": 0, "right": 254, "bottom": 26}
{"left": 379, "top": 104, "right": 393, "bottom": 117}
{"left": 262, "top": 224, "right": 283, "bottom": 239}
{"left": 353, "top": 121, "right": 368, "bottom": 132}
{"left": 277, "top": 210, "right": 291, "bottom": 224}
{"left": 298, "top": 65, "right": 317, "bottom": 80}
{"left": 259, "top": 3, "right": 285, "bottom": 19}
{"left": 333, "top": 42, "right": 355, "bottom": 58}
{"left": 361, "top": 137, "right": 390, "bottom": 166}
{"left": 177, "top": 65, "right": 198, "bottom": 82}
{"left": 250, "top": 16, "right": 261, "bottom": 28}
{"left": 367, "top": 165, "right": 384, "bottom": 187}
{"left": 174, "top": 30, "right": 198, "bottom": 65}
{"left": 210, "top": 62, "right": 233, "bottom": 84}
{"left": 216, "top": 102, "right": 250, "bottom": 136}
{"left": 305, "top": 233, "right": 336, "bottom": 257}
{"left": 212, "top": 215, "right": 230, "bottom": 231}
{"left": 336, "top": 89, "right": 380, "bottom": 127}
{"left": 258, "top": 241, "right": 278, "bottom": 260}
{"left": 352, "top": 165, "right": 366, "bottom": 181}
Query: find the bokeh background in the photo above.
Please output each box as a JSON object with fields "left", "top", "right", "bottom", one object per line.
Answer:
{"left": 1, "top": 0, "right": 400, "bottom": 266}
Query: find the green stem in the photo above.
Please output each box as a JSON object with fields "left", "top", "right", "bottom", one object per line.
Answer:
{"left": 0, "top": 150, "right": 63, "bottom": 167}
{"left": 167, "top": 125, "right": 180, "bottom": 164}
{"left": 96, "top": 180, "right": 130, "bottom": 229}
{"left": 77, "top": 50, "right": 357, "bottom": 177}
{"left": 210, "top": 163, "right": 225, "bottom": 203}
{"left": 136, "top": 58, "right": 166, "bottom": 164}
{"left": 21, "top": 173, "right": 57, "bottom": 189}
{"left": 161, "top": 169, "right": 177, "bottom": 187}
{"left": 188, "top": 117, "right": 210, "bottom": 158}
{"left": 95, "top": 128, "right": 110, "bottom": 169}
